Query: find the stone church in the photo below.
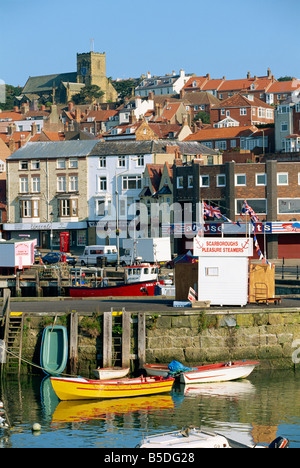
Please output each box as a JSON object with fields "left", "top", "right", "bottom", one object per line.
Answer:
{"left": 21, "top": 51, "right": 118, "bottom": 104}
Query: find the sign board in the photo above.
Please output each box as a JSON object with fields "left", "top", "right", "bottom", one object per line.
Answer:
{"left": 193, "top": 237, "right": 253, "bottom": 257}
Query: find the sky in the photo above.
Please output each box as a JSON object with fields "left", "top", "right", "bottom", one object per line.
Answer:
{"left": 1, "top": 0, "right": 300, "bottom": 88}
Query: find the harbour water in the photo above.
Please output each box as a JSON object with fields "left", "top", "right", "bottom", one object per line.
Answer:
{"left": 0, "top": 369, "right": 299, "bottom": 449}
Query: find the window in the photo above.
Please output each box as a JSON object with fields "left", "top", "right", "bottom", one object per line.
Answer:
{"left": 235, "top": 174, "right": 246, "bottom": 186}
{"left": 188, "top": 175, "right": 193, "bottom": 188}
{"left": 177, "top": 176, "right": 183, "bottom": 188}
{"left": 122, "top": 175, "right": 142, "bottom": 190}
{"left": 60, "top": 199, "right": 78, "bottom": 217}
{"left": 57, "top": 159, "right": 66, "bottom": 169}
{"left": 236, "top": 199, "right": 267, "bottom": 215}
{"left": 99, "top": 176, "right": 107, "bottom": 191}
{"left": 215, "top": 140, "right": 227, "bottom": 150}
{"left": 278, "top": 198, "right": 300, "bottom": 214}
{"left": 69, "top": 158, "right": 78, "bottom": 168}
{"left": 200, "top": 175, "right": 209, "bottom": 187}
{"left": 19, "top": 177, "right": 28, "bottom": 193}
{"left": 96, "top": 200, "right": 105, "bottom": 216}
{"left": 256, "top": 173, "right": 266, "bottom": 186}
{"left": 31, "top": 160, "right": 40, "bottom": 170}
{"left": 230, "top": 140, "right": 237, "bottom": 148}
{"left": 207, "top": 156, "right": 214, "bottom": 165}
{"left": 277, "top": 173, "right": 288, "bottom": 185}
{"left": 20, "top": 200, "right": 39, "bottom": 218}
{"left": 118, "top": 156, "right": 126, "bottom": 167}
{"left": 69, "top": 175, "right": 78, "bottom": 192}
{"left": 19, "top": 161, "right": 28, "bottom": 170}
{"left": 217, "top": 174, "right": 226, "bottom": 187}
{"left": 57, "top": 176, "right": 66, "bottom": 192}
{"left": 205, "top": 267, "right": 219, "bottom": 276}
{"left": 136, "top": 155, "right": 144, "bottom": 166}
{"left": 240, "top": 108, "right": 247, "bottom": 115}
{"left": 281, "top": 122, "right": 288, "bottom": 132}
{"left": 32, "top": 176, "right": 40, "bottom": 192}
{"left": 99, "top": 156, "right": 106, "bottom": 168}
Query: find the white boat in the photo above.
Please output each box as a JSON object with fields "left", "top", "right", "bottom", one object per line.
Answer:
{"left": 143, "top": 364, "right": 169, "bottom": 378}
{"left": 137, "top": 426, "right": 289, "bottom": 449}
{"left": 180, "top": 360, "right": 259, "bottom": 384}
{"left": 92, "top": 367, "right": 130, "bottom": 380}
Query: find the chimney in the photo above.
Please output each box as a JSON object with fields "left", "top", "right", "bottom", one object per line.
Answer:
{"left": 21, "top": 102, "right": 29, "bottom": 115}
{"left": 31, "top": 122, "right": 37, "bottom": 136}
{"left": 180, "top": 89, "right": 185, "bottom": 99}
{"left": 75, "top": 107, "right": 81, "bottom": 122}
{"left": 267, "top": 67, "right": 272, "bottom": 79}
{"left": 40, "top": 105, "right": 46, "bottom": 111}
{"left": 7, "top": 123, "right": 16, "bottom": 135}
{"left": 155, "top": 103, "right": 162, "bottom": 117}
{"left": 68, "top": 101, "right": 74, "bottom": 112}
{"left": 129, "top": 110, "right": 137, "bottom": 124}
{"left": 147, "top": 71, "right": 151, "bottom": 79}
{"left": 148, "top": 91, "right": 154, "bottom": 101}
{"left": 206, "top": 73, "right": 211, "bottom": 80}
{"left": 247, "top": 71, "right": 251, "bottom": 79}
{"left": 13, "top": 106, "right": 19, "bottom": 112}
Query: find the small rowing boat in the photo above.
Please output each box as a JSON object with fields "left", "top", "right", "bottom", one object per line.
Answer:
{"left": 92, "top": 367, "right": 130, "bottom": 380}
{"left": 40, "top": 325, "right": 68, "bottom": 376}
{"left": 180, "top": 361, "right": 259, "bottom": 384}
{"left": 144, "top": 360, "right": 259, "bottom": 384}
{"left": 50, "top": 375, "right": 175, "bottom": 401}
{"left": 137, "top": 426, "right": 289, "bottom": 449}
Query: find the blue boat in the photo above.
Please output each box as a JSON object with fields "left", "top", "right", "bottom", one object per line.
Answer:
{"left": 40, "top": 325, "right": 68, "bottom": 376}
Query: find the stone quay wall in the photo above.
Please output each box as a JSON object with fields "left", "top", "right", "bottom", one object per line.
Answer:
{"left": 6, "top": 307, "right": 300, "bottom": 375}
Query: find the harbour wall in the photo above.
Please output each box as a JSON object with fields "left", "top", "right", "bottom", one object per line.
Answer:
{"left": 5, "top": 306, "right": 300, "bottom": 375}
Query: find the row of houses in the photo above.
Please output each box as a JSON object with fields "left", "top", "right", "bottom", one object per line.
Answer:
{"left": 3, "top": 136, "right": 300, "bottom": 259}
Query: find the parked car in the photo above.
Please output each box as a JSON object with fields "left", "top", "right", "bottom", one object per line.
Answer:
{"left": 41, "top": 252, "right": 77, "bottom": 266}
{"left": 165, "top": 254, "right": 185, "bottom": 269}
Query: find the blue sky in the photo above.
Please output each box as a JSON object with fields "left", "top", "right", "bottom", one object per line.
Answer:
{"left": 1, "top": 0, "right": 299, "bottom": 87}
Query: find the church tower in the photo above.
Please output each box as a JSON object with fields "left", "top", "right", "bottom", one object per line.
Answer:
{"left": 76, "top": 51, "right": 117, "bottom": 102}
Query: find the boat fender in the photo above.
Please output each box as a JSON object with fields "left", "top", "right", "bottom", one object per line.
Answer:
{"left": 268, "top": 437, "right": 289, "bottom": 448}
{"left": 225, "top": 361, "right": 232, "bottom": 366}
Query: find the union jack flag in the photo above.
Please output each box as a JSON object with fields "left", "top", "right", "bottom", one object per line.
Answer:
{"left": 203, "top": 202, "right": 222, "bottom": 219}
{"left": 241, "top": 200, "right": 259, "bottom": 222}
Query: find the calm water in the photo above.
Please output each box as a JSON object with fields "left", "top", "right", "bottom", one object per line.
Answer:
{"left": 0, "top": 370, "right": 299, "bottom": 448}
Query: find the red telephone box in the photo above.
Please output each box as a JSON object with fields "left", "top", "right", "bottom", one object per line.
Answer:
{"left": 60, "top": 232, "right": 70, "bottom": 253}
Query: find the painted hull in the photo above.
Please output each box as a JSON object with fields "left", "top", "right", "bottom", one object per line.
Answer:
{"left": 92, "top": 367, "right": 130, "bottom": 380}
{"left": 144, "top": 361, "right": 259, "bottom": 384}
{"left": 144, "top": 364, "right": 169, "bottom": 378}
{"left": 180, "top": 361, "right": 259, "bottom": 384}
{"left": 69, "top": 280, "right": 163, "bottom": 297}
{"left": 40, "top": 325, "right": 68, "bottom": 376}
{"left": 50, "top": 375, "right": 175, "bottom": 401}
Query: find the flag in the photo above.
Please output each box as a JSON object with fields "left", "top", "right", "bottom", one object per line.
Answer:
{"left": 188, "top": 287, "right": 197, "bottom": 302}
{"left": 241, "top": 200, "right": 259, "bottom": 222}
{"left": 203, "top": 202, "right": 222, "bottom": 219}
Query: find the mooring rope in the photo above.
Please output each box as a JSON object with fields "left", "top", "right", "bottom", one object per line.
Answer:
{"left": 0, "top": 342, "right": 77, "bottom": 378}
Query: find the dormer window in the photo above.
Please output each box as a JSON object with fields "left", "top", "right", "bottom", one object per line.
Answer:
{"left": 192, "top": 80, "right": 197, "bottom": 88}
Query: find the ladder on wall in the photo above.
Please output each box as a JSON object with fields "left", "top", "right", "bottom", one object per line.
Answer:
{"left": 3, "top": 312, "right": 24, "bottom": 375}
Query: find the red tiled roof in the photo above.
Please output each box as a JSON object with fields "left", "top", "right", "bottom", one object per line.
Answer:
{"left": 267, "top": 79, "right": 300, "bottom": 93}
{"left": 185, "top": 125, "right": 258, "bottom": 141}
{"left": 0, "top": 111, "right": 23, "bottom": 121}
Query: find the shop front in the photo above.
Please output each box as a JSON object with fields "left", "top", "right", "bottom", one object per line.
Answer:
{"left": 2, "top": 221, "right": 88, "bottom": 251}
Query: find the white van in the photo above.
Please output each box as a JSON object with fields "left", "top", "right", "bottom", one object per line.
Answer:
{"left": 78, "top": 245, "right": 117, "bottom": 266}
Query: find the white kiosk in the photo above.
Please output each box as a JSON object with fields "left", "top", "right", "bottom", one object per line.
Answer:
{"left": 193, "top": 236, "right": 253, "bottom": 306}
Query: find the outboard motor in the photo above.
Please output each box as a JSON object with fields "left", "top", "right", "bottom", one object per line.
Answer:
{"left": 268, "top": 437, "right": 289, "bottom": 448}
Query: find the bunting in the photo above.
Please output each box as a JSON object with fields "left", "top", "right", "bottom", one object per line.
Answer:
{"left": 251, "top": 218, "right": 272, "bottom": 269}
{"left": 241, "top": 200, "right": 259, "bottom": 223}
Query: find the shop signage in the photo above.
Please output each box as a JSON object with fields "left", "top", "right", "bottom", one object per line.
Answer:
{"left": 193, "top": 237, "right": 253, "bottom": 257}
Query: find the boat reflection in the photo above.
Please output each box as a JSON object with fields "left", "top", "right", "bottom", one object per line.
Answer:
{"left": 180, "top": 379, "right": 256, "bottom": 398}
{"left": 51, "top": 394, "right": 174, "bottom": 426}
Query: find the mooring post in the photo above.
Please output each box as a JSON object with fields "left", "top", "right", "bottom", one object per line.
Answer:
{"left": 122, "top": 309, "right": 131, "bottom": 368}
{"left": 103, "top": 311, "right": 112, "bottom": 367}
{"left": 69, "top": 312, "right": 78, "bottom": 375}
{"left": 138, "top": 312, "right": 146, "bottom": 368}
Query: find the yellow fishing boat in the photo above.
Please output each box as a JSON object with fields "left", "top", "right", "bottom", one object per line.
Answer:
{"left": 50, "top": 375, "right": 175, "bottom": 401}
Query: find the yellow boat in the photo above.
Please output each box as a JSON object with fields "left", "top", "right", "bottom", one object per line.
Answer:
{"left": 50, "top": 375, "right": 175, "bottom": 401}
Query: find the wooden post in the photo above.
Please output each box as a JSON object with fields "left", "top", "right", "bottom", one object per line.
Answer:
{"left": 138, "top": 312, "right": 146, "bottom": 368}
{"left": 122, "top": 310, "right": 131, "bottom": 368}
{"left": 69, "top": 312, "right": 78, "bottom": 375}
{"left": 103, "top": 311, "right": 112, "bottom": 368}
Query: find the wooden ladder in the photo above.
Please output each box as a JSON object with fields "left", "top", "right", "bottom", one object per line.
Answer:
{"left": 3, "top": 312, "right": 24, "bottom": 375}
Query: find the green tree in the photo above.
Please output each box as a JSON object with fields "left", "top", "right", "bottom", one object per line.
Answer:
{"left": 72, "top": 84, "right": 104, "bottom": 104}
{"left": 194, "top": 111, "right": 210, "bottom": 124}
{"left": 0, "top": 84, "right": 22, "bottom": 110}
